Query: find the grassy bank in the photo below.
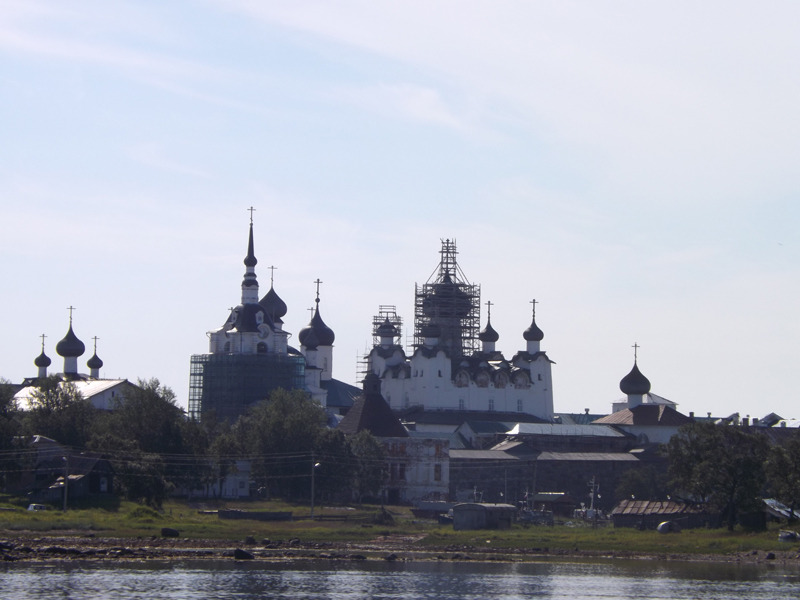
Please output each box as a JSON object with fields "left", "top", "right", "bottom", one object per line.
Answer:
{"left": 0, "top": 495, "right": 795, "bottom": 558}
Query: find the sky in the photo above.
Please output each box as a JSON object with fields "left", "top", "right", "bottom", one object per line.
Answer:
{"left": 2, "top": 1, "right": 799, "bottom": 420}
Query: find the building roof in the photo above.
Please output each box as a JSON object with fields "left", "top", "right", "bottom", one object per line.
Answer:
{"left": 593, "top": 404, "right": 693, "bottom": 426}
{"left": 536, "top": 451, "right": 640, "bottom": 462}
{"left": 407, "top": 430, "right": 468, "bottom": 449}
{"left": 611, "top": 499, "right": 706, "bottom": 516}
{"left": 14, "top": 379, "right": 135, "bottom": 410}
{"left": 336, "top": 374, "right": 408, "bottom": 438}
{"left": 506, "top": 423, "right": 627, "bottom": 437}
{"left": 449, "top": 449, "right": 519, "bottom": 461}
{"left": 555, "top": 412, "right": 607, "bottom": 425}
{"left": 321, "top": 378, "right": 361, "bottom": 409}
{"left": 399, "top": 408, "right": 549, "bottom": 427}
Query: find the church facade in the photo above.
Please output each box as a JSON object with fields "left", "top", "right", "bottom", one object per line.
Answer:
{"left": 188, "top": 215, "right": 357, "bottom": 421}
{"left": 365, "top": 240, "right": 555, "bottom": 421}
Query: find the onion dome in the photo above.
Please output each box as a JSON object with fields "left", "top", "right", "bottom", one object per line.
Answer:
{"left": 298, "top": 322, "right": 320, "bottom": 350}
{"left": 377, "top": 317, "right": 398, "bottom": 338}
{"left": 422, "top": 273, "right": 472, "bottom": 319}
{"left": 260, "top": 286, "right": 287, "bottom": 321}
{"left": 479, "top": 318, "right": 499, "bottom": 343}
{"left": 311, "top": 307, "right": 335, "bottom": 346}
{"left": 56, "top": 324, "right": 85, "bottom": 358}
{"left": 34, "top": 350, "right": 51, "bottom": 368}
{"left": 87, "top": 353, "right": 103, "bottom": 370}
{"left": 620, "top": 362, "right": 651, "bottom": 395}
{"left": 523, "top": 315, "right": 544, "bottom": 342}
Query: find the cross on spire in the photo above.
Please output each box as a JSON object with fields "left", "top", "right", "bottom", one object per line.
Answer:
{"left": 314, "top": 278, "right": 323, "bottom": 303}
{"left": 67, "top": 305, "right": 76, "bottom": 324}
{"left": 92, "top": 336, "right": 100, "bottom": 353}
{"left": 485, "top": 300, "right": 493, "bottom": 320}
{"left": 632, "top": 342, "right": 640, "bottom": 362}
{"left": 530, "top": 299, "right": 538, "bottom": 318}
{"left": 268, "top": 265, "right": 277, "bottom": 286}
{"left": 40, "top": 333, "right": 47, "bottom": 351}
{"left": 247, "top": 206, "right": 256, "bottom": 223}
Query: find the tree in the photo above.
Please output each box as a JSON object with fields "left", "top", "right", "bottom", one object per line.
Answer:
{"left": 0, "top": 379, "right": 25, "bottom": 490}
{"left": 24, "top": 375, "right": 97, "bottom": 448}
{"left": 347, "top": 430, "right": 387, "bottom": 503}
{"left": 232, "top": 389, "right": 327, "bottom": 499}
{"left": 666, "top": 421, "right": 768, "bottom": 530}
{"left": 766, "top": 436, "right": 800, "bottom": 522}
{"left": 615, "top": 464, "right": 669, "bottom": 502}
{"left": 88, "top": 379, "right": 189, "bottom": 503}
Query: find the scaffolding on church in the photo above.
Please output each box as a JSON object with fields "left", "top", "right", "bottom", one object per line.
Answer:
{"left": 188, "top": 352, "right": 306, "bottom": 421}
{"left": 372, "top": 305, "right": 403, "bottom": 346}
{"left": 413, "top": 239, "right": 480, "bottom": 358}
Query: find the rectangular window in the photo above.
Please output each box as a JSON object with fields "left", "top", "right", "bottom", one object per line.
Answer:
{"left": 398, "top": 464, "right": 406, "bottom": 481}
{"left": 517, "top": 399, "right": 523, "bottom": 412}
{"left": 488, "top": 398, "right": 495, "bottom": 411}
{"left": 434, "top": 464, "right": 442, "bottom": 481}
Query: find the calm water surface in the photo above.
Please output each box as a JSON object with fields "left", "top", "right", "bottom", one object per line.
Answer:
{"left": 3, "top": 559, "right": 800, "bottom": 599}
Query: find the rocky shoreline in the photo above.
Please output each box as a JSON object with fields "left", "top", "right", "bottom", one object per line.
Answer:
{"left": 2, "top": 533, "right": 800, "bottom": 566}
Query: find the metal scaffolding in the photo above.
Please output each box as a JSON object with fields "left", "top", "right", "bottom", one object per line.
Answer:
{"left": 188, "top": 352, "right": 306, "bottom": 421}
{"left": 413, "top": 239, "right": 480, "bottom": 358}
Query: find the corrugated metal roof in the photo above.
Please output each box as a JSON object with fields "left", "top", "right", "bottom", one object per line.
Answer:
{"left": 507, "top": 423, "right": 626, "bottom": 437}
{"left": 611, "top": 499, "right": 705, "bottom": 516}
{"left": 449, "top": 449, "right": 519, "bottom": 461}
{"left": 536, "top": 452, "right": 639, "bottom": 462}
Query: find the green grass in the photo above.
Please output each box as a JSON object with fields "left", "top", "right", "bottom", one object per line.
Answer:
{"left": 0, "top": 495, "right": 793, "bottom": 556}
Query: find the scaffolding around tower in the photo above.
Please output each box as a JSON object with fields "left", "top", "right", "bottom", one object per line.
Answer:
{"left": 413, "top": 239, "right": 480, "bottom": 358}
{"left": 372, "top": 305, "right": 403, "bottom": 347}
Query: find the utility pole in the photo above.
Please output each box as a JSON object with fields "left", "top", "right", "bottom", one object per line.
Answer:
{"left": 310, "top": 455, "right": 320, "bottom": 520}
{"left": 62, "top": 455, "right": 69, "bottom": 512}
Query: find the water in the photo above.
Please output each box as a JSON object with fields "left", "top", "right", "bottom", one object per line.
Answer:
{"left": 2, "top": 559, "right": 800, "bottom": 599}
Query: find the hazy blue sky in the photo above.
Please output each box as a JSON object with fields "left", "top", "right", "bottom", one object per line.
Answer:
{"left": 2, "top": 1, "right": 798, "bottom": 419}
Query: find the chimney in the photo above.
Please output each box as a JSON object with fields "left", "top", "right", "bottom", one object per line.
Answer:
{"left": 689, "top": 411, "right": 694, "bottom": 418}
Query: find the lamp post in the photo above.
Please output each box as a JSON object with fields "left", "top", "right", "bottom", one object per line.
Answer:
{"left": 62, "top": 455, "right": 69, "bottom": 512}
{"left": 310, "top": 457, "right": 320, "bottom": 520}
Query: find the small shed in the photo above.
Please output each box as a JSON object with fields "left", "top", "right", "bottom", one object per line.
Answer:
{"left": 611, "top": 499, "right": 712, "bottom": 530}
{"left": 452, "top": 503, "right": 516, "bottom": 531}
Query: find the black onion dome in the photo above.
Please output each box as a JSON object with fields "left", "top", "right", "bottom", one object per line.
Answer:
{"left": 260, "top": 286, "right": 287, "bottom": 320}
{"left": 87, "top": 353, "right": 103, "bottom": 370}
{"left": 620, "top": 362, "right": 651, "bottom": 395}
{"left": 298, "top": 323, "right": 319, "bottom": 349}
{"left": 310, "top": 308, "right": 335, "bottom": 346}
{"left": 34, "top": 351, "right": 51, "bottom": 368}
{"left": 232, "top": 303, "right": 274, "bottom": 333}
{"left": 56, "top": 325, "right": 85, "bottom": 358}
{"left": 377, "top": 317, "right": 398, "bottom": 338}
{"left": 422, "top": 274, "right": 472, "bottom": 319}
{"left": 523, "top": 316, "right": 544, "bottom": 342}
{"left": 479, "top": 319, "right": 499, "bottom": 343}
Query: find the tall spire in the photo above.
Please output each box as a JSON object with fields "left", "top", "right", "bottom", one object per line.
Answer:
{"left": 241, "top": 208, "right": 259, "bottom": 304}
